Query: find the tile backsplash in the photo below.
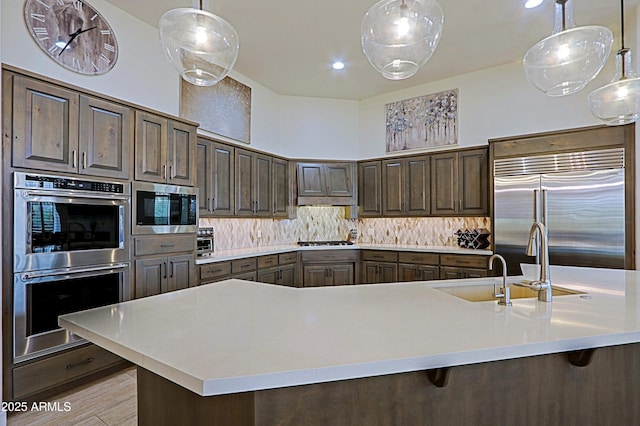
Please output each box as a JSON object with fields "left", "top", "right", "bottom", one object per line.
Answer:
{"left": 200, "top": 207, "right": 491, "bottom": 251}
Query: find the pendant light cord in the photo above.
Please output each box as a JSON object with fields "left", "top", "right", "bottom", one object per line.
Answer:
{"left": 620, "top": 0, "right": 625, "bottom": 50}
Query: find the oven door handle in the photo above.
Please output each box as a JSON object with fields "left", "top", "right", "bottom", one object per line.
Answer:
{"left": 21, "top": 263, "right": 129, "bottom": 281}
{"left": 21, "top": 190, "right": 129, "bottom": 201}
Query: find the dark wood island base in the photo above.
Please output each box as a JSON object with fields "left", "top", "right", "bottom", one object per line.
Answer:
{"left": 137, "top": 342, "right": 640, "bottom": 426}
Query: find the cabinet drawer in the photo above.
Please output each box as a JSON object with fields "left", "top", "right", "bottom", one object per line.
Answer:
{"left": 233, "top": 271, "right": 257, "bottom": 281}
{"left": 258, "top": 255, "right": 278, "bottom": 269}
{"left": 135, "top": 234, "right": 195, "bottom": 256}
{"left": 278, "top": 252, "right": 298, "bottom": 265}
{"left": 232, "top": 257, "right": 257, "bottom": 273}
{"left": 13, "top": 344, "right": 123, "bottom": 399}
{"left": 361, "top": 250, "right": 398, "bottom": 262}
{"left": 301, "top": 250, "right": 358, "bottom": 262}
{"left": 398, "top": 252, "right": 439, "bottom": 265}
{"left": 440, "top": 254, "right": 487, "bottom": 269}
{"left": 200, "top": 262, "right": 232, "bottom": 281}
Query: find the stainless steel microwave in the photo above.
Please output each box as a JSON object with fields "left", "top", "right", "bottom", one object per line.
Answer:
{"left": 132, "top": 181, "right": 198, "bottom": 234}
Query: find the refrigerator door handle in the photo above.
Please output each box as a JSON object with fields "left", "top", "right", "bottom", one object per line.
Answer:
{"left": 533, "top": 189, "right": 541, "bottom": 222}
{"left": 541, "top": 189, "right": 548, "bottom": 227}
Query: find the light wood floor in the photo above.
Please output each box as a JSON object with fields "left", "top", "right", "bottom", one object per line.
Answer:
{"left": 7, "top": 367, "right": 137, "bottom": 426}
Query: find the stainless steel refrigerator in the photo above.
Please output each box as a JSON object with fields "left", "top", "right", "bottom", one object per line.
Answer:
{"left": 493, "top": 148, "right": 626, "bottom": 275}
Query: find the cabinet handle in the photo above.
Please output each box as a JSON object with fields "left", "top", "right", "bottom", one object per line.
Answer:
{"left": 170, "top": 261, "right": 174, "bottom": 278}
{"left": 241, "top": 264, "right": 251, "bottom": 269}
{"left": 160, "top": 243, "right": 175, "bottom": 248}
{"left": 72, "top": 150, "right": 77, "bottom": 168}
{"left": 163, "top": 165, "right": 167, "bottom": 179}
{"left": 163, "top": 261, "right": 167, "bottom": 279}
{"left": 459, "top": 199, "right": 462, "bottom": 211}
{"left": 82, "top": 152, "right": 87, "bottom": 169}
{"left": 66, "top": 357, "right": 94, "bottom": 370}
{"left": 211, "top": 198, "right": 215, "bottom": 212}
{"left": 170, "top": 165, "right": 174, "bottom": 179}
{"left": 210, "top": 268, "right": 222, "bottom": 274}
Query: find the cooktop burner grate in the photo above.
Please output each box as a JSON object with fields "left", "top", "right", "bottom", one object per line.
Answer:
{"left": 297, "top": 241, "right": 354, "bottom": 246}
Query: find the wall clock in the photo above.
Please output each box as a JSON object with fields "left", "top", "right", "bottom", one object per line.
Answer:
{"left": 23, "top": 0, "right": 119, "bottom": 75}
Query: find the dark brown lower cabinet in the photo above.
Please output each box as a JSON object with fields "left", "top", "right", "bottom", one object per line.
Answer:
{"left": 362, "top": 262, "right": 398, "bottom": 284}
{"left": 303, "top": 264, "right": 355, "bottom": 287}
{"left": 135, "top": 254, "right": 195, "bottom": 298}
{"left": 398, "top": 264, "right": 440, "bottom": 281}
{"left": 439, "top": 266, "right": 488, "bottom": 279}
{"left": 258, "top": 264, "right": 296, "bottom": 287}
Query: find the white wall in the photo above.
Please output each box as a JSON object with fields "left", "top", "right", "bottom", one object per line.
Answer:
{"left": 279, "top": 96, "right": 360, "bottom": 160}
{"left": 358, "top": 60, "right": 615, "bottom": 159}
{"left": 1, "top": 0, "right": 360, "bottom": 158}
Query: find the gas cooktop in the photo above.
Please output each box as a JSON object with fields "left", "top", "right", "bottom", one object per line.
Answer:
{"left": 297, "top": 241, "right": 354, "bottom": 246}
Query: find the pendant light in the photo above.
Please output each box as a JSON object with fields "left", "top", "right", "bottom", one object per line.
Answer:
{"left": 588, "top": 0, "right": 640, "bottom": 125}
{"left": 523, "top": 0, "right": 613, "bottom": 96}
{"left": 361, "top": 0, "right": 444, "bottom": 80}
{"left": 159, "top": 1, "right": 239, "bottom": 86}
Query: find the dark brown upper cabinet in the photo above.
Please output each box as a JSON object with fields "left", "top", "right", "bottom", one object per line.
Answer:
{"left": 272, "top": 157, "right": 290, "bottom": 218}
{"left": 431, "top": 147, "right": 488, "bottom": 216}
{"left": 358, "top": 161, "right": 382, "bottom": 217}
{"left": 381, "top": 155, "right": 430, "bottom": 216}
{"left": 235, "top": 148, "right": 272, "bottom": 217}
{"left": 135, "top": 110, "right": 196, "bottom": 186}
{"left": 296, "top": 162, "right": 357, "bottom": 205}
{"left": 197, "top": 138, "right": 235, "bottom": 217}
{"left": 11, "top": 74, "right": 133, "bottom": 179}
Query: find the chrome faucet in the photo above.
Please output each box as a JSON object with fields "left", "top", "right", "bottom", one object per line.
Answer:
{"left": 489, "top": 254, "right": 511, "bottom": 306}
{"left": 523, "top": 221, "right": 552, "bottom": 302}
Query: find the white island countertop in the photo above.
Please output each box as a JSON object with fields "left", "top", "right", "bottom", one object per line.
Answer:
{"left": 59, "top": 265, "right": 640, "bottom": 397}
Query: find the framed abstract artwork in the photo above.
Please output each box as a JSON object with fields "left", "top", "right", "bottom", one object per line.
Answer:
{"left": 180, "top": 76, "right": 251, "bottom": 143}
{"left": 385, "top": 89, "right": 458, "bottom": 153}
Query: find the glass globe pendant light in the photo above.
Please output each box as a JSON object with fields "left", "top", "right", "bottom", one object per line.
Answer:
{"left": 361, "top": 0, "right": 444, "bottom": 80}
{"left": 588, "top": 0, "right": 640, "bottom": 125}
{"left": 523, "top": 0, "right": 613, "bottom": 96}
{"left": 159, "top": 1, "right": 239, "bottom": 86}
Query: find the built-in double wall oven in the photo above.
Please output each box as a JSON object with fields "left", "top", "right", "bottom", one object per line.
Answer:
{"left": 13, "top": 172, "right": 131, "bottom": 363}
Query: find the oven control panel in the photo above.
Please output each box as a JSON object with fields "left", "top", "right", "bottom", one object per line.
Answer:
{"left": 18, "top": 173, "right": 125, "bottom": 193}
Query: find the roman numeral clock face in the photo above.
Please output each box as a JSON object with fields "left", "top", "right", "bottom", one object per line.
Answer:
{"left": 24, "top": 0, "right": 118, "bottom": 75}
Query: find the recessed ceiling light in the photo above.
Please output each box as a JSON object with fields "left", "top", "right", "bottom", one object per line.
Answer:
{"left": 524, "top": 0, "right": 543, "bottom": 8}
{"left": 332, "top": 61, "right": 345, "bottom": 70}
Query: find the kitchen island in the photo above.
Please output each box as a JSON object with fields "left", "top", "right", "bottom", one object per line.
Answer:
{"left": 59, "top": 265, "right": 640, "bottom": 425}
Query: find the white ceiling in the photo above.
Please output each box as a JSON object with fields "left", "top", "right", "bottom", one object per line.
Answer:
{"left": 103, "top": 0, "right": 635, "bottom": 100}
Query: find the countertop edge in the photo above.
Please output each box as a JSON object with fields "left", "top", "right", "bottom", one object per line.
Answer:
{"left": 196, "top": 244, "right": 493, "bottom": 264}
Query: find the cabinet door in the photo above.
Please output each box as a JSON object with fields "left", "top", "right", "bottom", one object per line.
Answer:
{"left": 196, "top": 139, "right": 213, "bottom": 217}
{"left": 431, "top": 152, "right": 458, "bottom": 215}
{"left": 331, "top": 264, "right": 355, "bottom": 286}
{"left": 418, "top": 265, "right": 440, "bottom": 281}
{"left": 272, "top": 158, "right": 289, "bottom": 217}
{"left": 303, "top": 265, "right": 330, "bottom": 287}
{"left": 167, "top": 120, "right": 196, "bottom": 186}
{"left": 405, "top": 156, "right": 430, "bottom": 216}
{"left": 358, "top": 161, "right": 382, "bottom": 217}
{"left": 458, "top": 148, "right": 488, "bottom": 215}
{"left": 79, "top": 96, "right": 132, "bottom": 179}
{"left": 297, "top": 163, "right": 327, "bottom": 197}
{"left": 278, "top": 264, "right": 297, "bottom": 287}
{"left": 165, "top": 254, "right": 195, "bottom": 293}
{"left": 212, "top": 142, "right": 235, "bottom": 216}
{"left": 135, "top": 257, "right": 165, "bottom": 298}
{"left": 398, "top": 264, "right": 419, "bottom": 282}
{"left": 382, "top": 160, "right": 404, "bottom": 216}
{"left": 439, "top": 266, "right": 463, "bottom": 280}
{"left": 235, "top": 149, "right": 254, "bottom": 216}
{"left": 135, "top": 111, "right": 168, "bottom": 183}
{"left": 325, "top": 164, "right": 354, "bottom": 197}
{"left": 257, "top": 267, "right": 278, "bottom": 285}
{"left": 12, "top": 75, "right": 79, "bottom": 173}
{"left": 254, "top": 153, "right": 272, "bottom": 217}
{"left": 361, "top": 261, "right": 381, "bottom": 284}
{"left": 379, "top": 262, "right": 398, "bottom": 283}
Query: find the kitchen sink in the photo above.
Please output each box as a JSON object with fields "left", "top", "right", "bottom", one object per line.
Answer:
{"left": 434, "top": 282, "right": 584, "bottom": 302}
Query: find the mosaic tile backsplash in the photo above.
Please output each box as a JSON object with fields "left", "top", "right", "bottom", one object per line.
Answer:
{"left": 199, "top": 207, "right": 491, "bottom": 251}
